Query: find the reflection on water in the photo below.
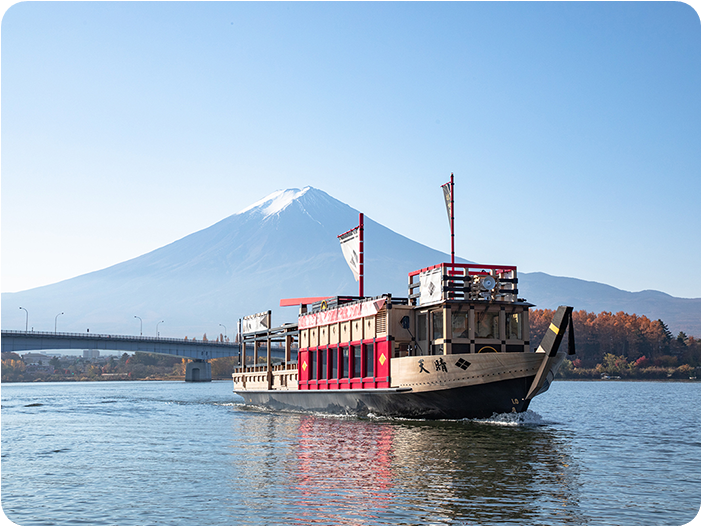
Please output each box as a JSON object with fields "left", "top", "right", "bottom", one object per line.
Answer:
{"left": 3, "top": 381, "right": 698, "bottom": 526}
{"left": 387, "top": 419, "right": 586, "bottom": 525}
{"left": 232, "top": 410, "right": 587, "bottom": 525}
{"left": 293, "top": 417, "right": 395, "bottom": 524}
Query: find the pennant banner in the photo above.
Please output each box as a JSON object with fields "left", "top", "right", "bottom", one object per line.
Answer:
{"left": 339, "top": 228, "right": 361, "bottom": 281}
{"left": 441, "top": 181, "right": 452, "bottom": 227}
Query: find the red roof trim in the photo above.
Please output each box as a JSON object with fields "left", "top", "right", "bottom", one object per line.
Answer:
{"left": 279, "top": 297, "right": 332, "bottom": 307}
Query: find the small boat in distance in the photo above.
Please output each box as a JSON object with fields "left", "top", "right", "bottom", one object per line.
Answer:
{"left": 233, "top": 176, "right": 575, "bottom": 419}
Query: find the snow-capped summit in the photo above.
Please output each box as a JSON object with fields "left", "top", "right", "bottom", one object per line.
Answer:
{"left": 238, "top": 187, "right": 312, "bottom": 218}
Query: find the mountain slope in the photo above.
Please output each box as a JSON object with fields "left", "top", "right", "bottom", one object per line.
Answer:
{"left": 520, "top": 272, "right": 700, "bottom": 335}
{"left": 2, "top": 187, "right": 699, "bottom": 337}
{"left": 1, "top": 188, "right": 456, "bottom": 336}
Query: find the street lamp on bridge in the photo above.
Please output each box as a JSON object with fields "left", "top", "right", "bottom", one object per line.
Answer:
{"left": 157, "top": 320, "right": 164, "bottom": 337}
{"left": 19, "top": 307, "right": 28, "bottom": 332}
{"left": 219, "top": 323, "right": 227, "bottom": 341}
{"left": 134, "top": 316, "right": 142, "bottom": 336}
{"left": 55, "top": 312, "right": 64, "bottom": 333}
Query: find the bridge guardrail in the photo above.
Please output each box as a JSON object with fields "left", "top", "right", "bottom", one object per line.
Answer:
{"left": 1, "top": 329, "right": 240, "bottom": 347}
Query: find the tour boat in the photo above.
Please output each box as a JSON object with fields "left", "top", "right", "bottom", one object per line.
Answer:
{"left": 232, "top": 176, "right": 575, "bottom": 419}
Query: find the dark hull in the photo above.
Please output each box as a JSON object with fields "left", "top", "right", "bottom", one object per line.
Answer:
{"left": 235, "top": 375, "right": 536, "bottom": 419}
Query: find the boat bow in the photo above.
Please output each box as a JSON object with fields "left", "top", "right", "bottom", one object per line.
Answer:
{"left": 525, "top": 306, "right": 575, "bottom": 400}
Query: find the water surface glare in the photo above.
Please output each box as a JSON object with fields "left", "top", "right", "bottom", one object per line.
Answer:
{"left": 1, "top": 380, "right": 699, "bottom": 525}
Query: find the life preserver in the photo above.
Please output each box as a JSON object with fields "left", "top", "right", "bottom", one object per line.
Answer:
{"left": 477, "top": 346, "right": 497, "bottom": 353}
{"left": 321, "top": 300, "right": 328, "bottom": 311}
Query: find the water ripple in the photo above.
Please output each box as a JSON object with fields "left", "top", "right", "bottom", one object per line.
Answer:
{"left": 1, "top": 380, "right": 699, "bottom": 525}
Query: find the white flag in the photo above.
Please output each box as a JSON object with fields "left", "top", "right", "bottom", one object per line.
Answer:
{"left": 418, "top": 267, "right": 443, "bottom": 305}
{"left": 441, "top": 181, "right": 452, "bottom": 226}
{"left": 339, "top": 228, "right": 361, "bottom": 281}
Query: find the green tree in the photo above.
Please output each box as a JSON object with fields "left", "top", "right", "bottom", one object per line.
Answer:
{"left": 597, "top": 353, "right": 628, "bottom": 376}
{"left": 659, "top": 320, "right": 673, "bottom": 341}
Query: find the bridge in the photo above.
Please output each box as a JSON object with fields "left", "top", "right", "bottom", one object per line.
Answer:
{"left": 1, "top": 330, "right": 244, "bottom": 382}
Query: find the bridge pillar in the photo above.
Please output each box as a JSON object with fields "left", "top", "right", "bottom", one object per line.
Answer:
{"left": 185, "top": 360, "right": 211, "bottom": 382}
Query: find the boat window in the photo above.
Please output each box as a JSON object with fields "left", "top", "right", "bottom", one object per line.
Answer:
{"left": 506, "top": 312, "right": 522, "bottom": 340}
{"left": 330, "top": 347, "right": 338, "bottom": 379}
{"left": 452, "top": 312, "right": 469, "bottom": 339}
{"left": 352, "top": 345, "right": 362, "bottom": 378}
{"left": 309, "top": 350, "right": 316, "bottom": 380}
{"left": 320, "top": 349, "right": 328, "bottom": 379}
{"left": 363, "top": 343, "right": 374, "bottom": 378}
{"left": 432, "top": 311, "right": 443, "bottom": 340}
{"left": 475, "top": 311, "right": 499, "bottom": 339}
{"left": 394, "top": 343, "right": 410, "bottom": 358}
{"left": 340, "top": 346, "right": 348, "bottom": 378}
{"left": 417, "top": 313, "right": 427, "bottom": 342}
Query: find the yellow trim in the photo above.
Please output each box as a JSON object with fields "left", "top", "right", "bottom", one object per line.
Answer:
{"left": 549, "top": 322, "right": 560, "bottom": 335}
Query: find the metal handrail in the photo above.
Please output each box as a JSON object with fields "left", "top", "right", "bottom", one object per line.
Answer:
{"left": 1, "top": 329, "right": 239, "bottom": 347}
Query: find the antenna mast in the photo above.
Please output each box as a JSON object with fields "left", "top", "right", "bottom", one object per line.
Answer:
{"left": 359, "top": 213, "right": 364, "bottom": 298}
{"left": 450, "top": 173, "right": 455, "bottom": 268}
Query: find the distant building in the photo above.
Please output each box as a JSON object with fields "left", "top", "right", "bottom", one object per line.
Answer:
{"left": 22, "top": 352, "right": 50, "bottom": 365}
{"left": 83, "top": 349, "right": 100, "bottom": 360}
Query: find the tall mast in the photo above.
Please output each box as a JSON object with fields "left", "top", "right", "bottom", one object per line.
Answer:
{"left": 450, "top": 173, "right": 455, "bottom": 269}
{"left": 359, "top": 212, "right": 364, "bottom": 298}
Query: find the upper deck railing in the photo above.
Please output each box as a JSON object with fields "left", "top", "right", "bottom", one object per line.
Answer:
{"left": 408, "top": 263, "right": 521, "bottom": 305}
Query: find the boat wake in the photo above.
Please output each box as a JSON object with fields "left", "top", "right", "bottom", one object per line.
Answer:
{"left": 469, "top": 409, "right": 549, "bottom": 427}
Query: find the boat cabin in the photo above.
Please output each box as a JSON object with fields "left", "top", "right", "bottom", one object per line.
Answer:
{"left": 233, "top": 262, "right": 533, "bottom": 392}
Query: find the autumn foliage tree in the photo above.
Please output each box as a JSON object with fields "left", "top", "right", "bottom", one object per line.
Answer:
{"left": 531, "top": 309, "right": 700, "bottom": 377}
{"left": 1, "top": 352, "right": 26, "bottom": 382}
{"left": 210, "top": 356, "right": 238, "bottom": 378}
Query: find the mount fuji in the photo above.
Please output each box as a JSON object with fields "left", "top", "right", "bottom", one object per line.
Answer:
{"left": 2, "top": 187, "right": 699, "bottom": 337}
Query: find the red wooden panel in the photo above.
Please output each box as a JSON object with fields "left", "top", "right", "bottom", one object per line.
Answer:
{"left": 376, "top": 339, "right": 391, "bottom": 379}
{"left": 299, "top": 350, "right": 310, "bottom": 386}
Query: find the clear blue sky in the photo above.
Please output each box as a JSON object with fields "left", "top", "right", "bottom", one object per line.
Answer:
{"left": 2, "top": 1, "right": 700, "bottom": 298}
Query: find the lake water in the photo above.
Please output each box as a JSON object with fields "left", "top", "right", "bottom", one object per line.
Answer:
{"left": 1, "top": 380, "right": 699, "bottom": 525}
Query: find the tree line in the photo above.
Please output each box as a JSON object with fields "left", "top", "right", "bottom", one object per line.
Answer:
{"left": 530, "top": 309, "right": 700, "bottom": 379}
{"left": 1, "top": 349, "right": 239, "bottom": 383}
